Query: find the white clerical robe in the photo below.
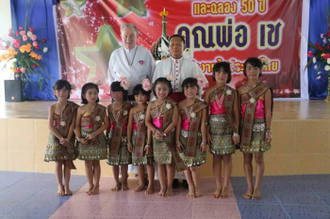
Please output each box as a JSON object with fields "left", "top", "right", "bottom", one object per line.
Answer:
{"left": 108, "top": 45, "right": 155, "bottom": 94}
{"left": 152, "top": 56, "right": 208, "bottom": 96}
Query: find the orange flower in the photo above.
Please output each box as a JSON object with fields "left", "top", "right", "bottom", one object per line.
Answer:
{"left": 159, "top": 11, "right": 169, "bottom": 17}
{"left": 19, "top": 43, "right": 32, "bottom": 53}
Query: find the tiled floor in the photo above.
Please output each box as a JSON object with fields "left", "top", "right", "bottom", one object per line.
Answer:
{"left": 1, "top": 172, "right": 330, "bottom": 219}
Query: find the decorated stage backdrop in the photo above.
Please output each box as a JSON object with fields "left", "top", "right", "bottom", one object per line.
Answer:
{"left": 56, "top": 0, "right": 303, "bottom": 99}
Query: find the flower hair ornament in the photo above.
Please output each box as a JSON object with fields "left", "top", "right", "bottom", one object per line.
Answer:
{"left": 195, "top": 75, "right": 206, "bottom": 89}
{"left": 261, "top": 57, "right": 271, "bottom": 70}
{"left": 118, "top": 77, "right": 130, "bottom": 90}
{"left": 142, "top": 78, "right": 152, "bottom": 91}
{"left": 230, "top": 60, "right": 238, "bottom": 72}
{"left": 92, "top": 80, "right": 103, "bottom": 86}
{"left": 165, "top": 73, "right": 175, "bottom": 81}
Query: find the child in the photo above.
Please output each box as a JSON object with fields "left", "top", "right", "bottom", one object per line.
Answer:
{"left": 75, "top": 83, "right": 109, "bottom": 195}
{"left": 127, "top": 79, "right": 154, "bottom": 194}
{"left": 45, "top": 79, "right": 79, "bottom": 196}
{"left": 107, "top": 80, "right": 133, "bottom": 191}
{"left": 204, "top": 62, "right": 240, "bottom": 199}
{"left": 145, "top": 77, "right": 185, "bottom": 197}
{"left": 175, "top": 77, "right": 208, "bottom": 198}
{"left": 238, "top": 57, "right": 273, "bottom": 200}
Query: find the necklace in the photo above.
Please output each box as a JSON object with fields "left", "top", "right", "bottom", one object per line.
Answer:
{"left": 155, "top": 101, "right": 164, "bottom": 119}
{"left": 87, "top": 103, "right": 96, "bottom": 114}
{"left": 134, "top": 107, "right": 146, "bottom": 123}
{"left": 184, "top": 105, "right": 194, "bottom": 121}
{"left": 246, "top": 82, "right": 258, "bottom": 92}
{"left": 112, "top": 102, "right": 124, "bottom": 123}
{"left": 124, "top": 45, "right": 138, "bottom": 66}
{"left": 215, "top": 86, "right": 225, "bottom": 109}
{"left": 56, "top": 102, "right": 67, "bottom": 115}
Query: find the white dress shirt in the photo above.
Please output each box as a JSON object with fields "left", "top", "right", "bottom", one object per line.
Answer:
{"left": 108, "top": 45, "right": 155, "bottom": 94}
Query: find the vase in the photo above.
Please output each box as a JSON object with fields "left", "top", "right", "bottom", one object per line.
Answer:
{"left": 4, "top": 80, "right": 22, "bottom": 102}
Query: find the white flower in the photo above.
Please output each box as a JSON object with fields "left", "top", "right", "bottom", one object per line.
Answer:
{"left": 226, "top": 90, "right": 232, "bottom": 95}
{"left": 123, "top": 110, "right": 128, "bottom": 116}
{"left": 95, "top": 116, "right": 100, "bottom": 121}
{"left": 1, "top": 41, "right": 7, "bottom": 47}
{"left": 190, "top": 112, "right": 196, "bottom": 118}
{"left": 60, "top": 121, "right": 66, "bottom": 127}
{"left": 139, "top": 114, "right": 145, "bottom": 120}
{"left": 325, "top": 65, "right": 330, "bottom": 71}
{"left": 249, "top": 98, "right": 255, "bottom": 103}
{"left": 43, "top": 47, "right": 48, "bottom": 53}
{"left": 263, "top": 57, "right": 271, "bottom": 66}
{"left": 166, "top": 103, "right": 172, "bottom": 109}
{"left": 27, "top": 31, "right": 33, "bottom": 37}
{"left": 327, "top": 58, "right": 330, "bottom": 64}
{"left": 313, "top": 57, "right": 316, "bottom": 63}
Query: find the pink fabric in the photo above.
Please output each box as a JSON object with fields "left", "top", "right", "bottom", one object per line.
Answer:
{"left": 181, "top": 118, "right": 190, "bottom": 130}
{"left": 241, "top": 99, "right": 265, "bottom": 119}
{"left": 153, "top": 117, "right": 163, "bottom": 129}
{"left": 110, "top": 121, "right": 128, "bottom": 132}
{"left": 83, "top": 125, "right": 93, "bottom": 129}
{"left": 54, "top": 123, "right": 60, "bottom": 127}
{"left": 133, "top": 122, "right": 138, "bottom": 130}
{"left": 210, "top": 100, "right": 226, "bottom": 115}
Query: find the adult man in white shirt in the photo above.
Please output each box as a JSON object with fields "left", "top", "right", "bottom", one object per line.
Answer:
{"left": 152, "top": 34, "right": 208, "bottom": 102}
{"left": 108, "top": 23, "right": 155, "bottom": 100}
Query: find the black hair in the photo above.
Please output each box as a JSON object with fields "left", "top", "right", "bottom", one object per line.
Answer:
{"left": 212, "top": 62, "right": 232, "bottom": 83}
{"left": 81, "top": 83, "right": 99, "bottom": 104}
{"left": 169, "top": 34, "right": 186, "bottom": 45}
{"left": 243, "top": 57, "right": 263, "bottom": 77}
{"left": 182, "top": 77, "right": 199, "bottom": 89}
{"left": 53, "top": 79, "right": 72, "bottom": 99}
{"left": 111, "top": 81, "right": 128, "bottom": 101}
{"left": 133, "top": 84, "right": 151, "bottom": 96}
{"left": 152, "top": 77, "right": 173, "bottom": 97}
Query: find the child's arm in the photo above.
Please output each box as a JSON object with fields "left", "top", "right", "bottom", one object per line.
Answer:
{"left": 200, "top": 107, "right": 207, "bottom": 152}
{"left": 164, "top": 104, "right": 179, "bottom": 135}
{"left": 175, "top": 113, "right": 182, "bottom": 152}
{"left": 106, "top": 105, "right": 111, "bottom": 137}
{"left": 204, "top": 89, "right": 212, "bottom": 145}
{"left": 48, "top": 105, "right": 64, "bottom": 140}
{"left": 232, "top": 91, "right": 240, "bottom": 145}
{"left": 127, "top": 108, "right": 134, "bottom": 152}
{"left": 145, "top": 128, "right": 152, "bottom": 155}
{"left": 75, "top": 106, "right": 87, "bottom": 144}
{"left": 264, "top": 89, "right": 272, "bottom": 143}
{"left": 85, "top": 113, "right": 109, "bottom": 140}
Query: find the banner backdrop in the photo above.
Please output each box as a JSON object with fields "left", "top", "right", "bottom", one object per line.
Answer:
{"left": 56, "top": 0, "right": 303, "bottom": 99}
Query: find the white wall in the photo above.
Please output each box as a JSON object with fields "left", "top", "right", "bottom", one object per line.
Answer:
{"left": 0, "top": 0, "right": 12, "bottom": 101}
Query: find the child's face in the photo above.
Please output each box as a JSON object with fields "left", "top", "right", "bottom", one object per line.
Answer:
{"left": 215, "top": 67, "right": 228, "bottom": 85}
{"left": 184, "top": 85, "right": 198, "bottom": 99}
{"left": 111, "top": 90, "right": 124, "bottom": 101}
{"left": 155, "top": 82, "right": 170, "bottom": 100}
{"left": 54, "top": 87, "right": 69, "bottom": 100}
{"left": 134, "top": 93, "right": 148, "bottom": 105}
{"left": 84, "top": 88, "right": 98, "bottom": 103}
{"left": 245, "top": 63, "right": 261, "bottom": 80}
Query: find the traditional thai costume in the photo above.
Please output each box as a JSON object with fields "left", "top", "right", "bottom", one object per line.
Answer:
{"left": 208, "top": 85, "right": 237, "bottom": 155}
{"left": 131, "top": 108, "right": 153, "bottom": 165}
{"left": 107, "top": 102, "right": 133, "bottom": 165}
{"left": 77, "top": 104, "right": 107, "bottom": 160}
{"left": 178, "top": 99, "right": 207, "bottom": 167}
{"left": 240, "top": 83, "right": 272, "bottom": 153}
{"left": 44, "top": 101, "right": 79, "bottom": 165}
{"left": 150, "top": 99, "right": 186, "bottom": 172}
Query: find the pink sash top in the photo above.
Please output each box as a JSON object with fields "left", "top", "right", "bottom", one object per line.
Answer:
{"left": 181, "top": 118, "right": 190, "bottom": 131}
{"left": 241, "top": 98, "right": 265, "bottom": 119}
{"left": 82, "top": 112, "right": 93, "bottom": 129}
{"left": 210, "top": 100, "right": 227, "bottom": 115}
{"left": 132, "top": 122, "right": 138, "bottom": 131}
{"left": 152, "top": 117, "right": 163, "bottom": 129}
{"left": 110, "top": 121, "right": 128, "bottom": 132}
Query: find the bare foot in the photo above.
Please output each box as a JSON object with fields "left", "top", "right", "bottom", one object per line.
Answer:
{"left": 86, "top": 185, "right": 94, "bottom": 194}
{"left": 195, "top": 186, "right": 202, "bottom": 198}
{"left": 57, "top": 185, "right": 65, "bottom": 196}
{"left": 122, "top": 181, "right": 129, "bottom": 191}
{"left": 220, "top": 187, "right": 229, "bottom": 199}
{"left": 64, "top": 187, "right": 73, "bottom": 196}
{"left": 133, "top": 184, "right": 145, "bottom": 192}
{"left": 242, "top": 189, "right": 253, "bottom": 199}
{"left": 212, "top": 187, "right": 221, "bottom": 198}
{"left": 166, "top": 187, "right": 173, "bottom": 197}
{"left": 88, "top": 185, "right": 100, "bottom": 195}
{"left": 157, "top": 187, "right": 167, "bottom": 197}
{"left": 252, "top": 190, "right": 261, "bottom": 200}
{"left": 111, "top": 183, "right": 121, "bottom": 192}
{"left": 187, "top": 186, "right": 195, "bottom": 198}
{"left": 145, "top": 186, "right": 154, "bottom": 195}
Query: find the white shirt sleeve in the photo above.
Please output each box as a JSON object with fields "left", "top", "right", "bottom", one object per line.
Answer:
{"left": 108, "top": 52, "right": 116, "bottom": 84}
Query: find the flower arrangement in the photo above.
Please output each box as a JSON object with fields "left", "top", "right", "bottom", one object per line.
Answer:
{"left": 307, "top": 26, "right": 330, "bottom": 80}
{"left": 0, "top": 26, "right": 48, "bottom": 87}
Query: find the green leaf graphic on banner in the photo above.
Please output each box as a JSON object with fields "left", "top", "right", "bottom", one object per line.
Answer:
{"left": 74, "top": 25, "right": 120, "bottom": 82}
{"left": 116, "top": 0, "right": 146, "bottom": 17}
{"left": 61, "top": 0, "right": 86, "bottom": 17}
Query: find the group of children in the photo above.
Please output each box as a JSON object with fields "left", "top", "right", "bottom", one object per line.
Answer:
{"left": 44, "top": 57, "right": 273, "bottom": 200}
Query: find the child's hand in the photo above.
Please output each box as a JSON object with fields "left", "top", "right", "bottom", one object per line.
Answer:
{"left": 154, "top": 130, "right": 164, "bottom": 140}
{"left": 265, "top": 131, "right": 272, "bottom": 143}
{"left": 127, "top": 142, "right": 133, "bottom": 153}
{"left": 207, "top": 133, "right": 213, "bottom": 145}
{"left": 232, "top": 135, "right": 240, "bottom": 145}
{"left": 59, "top": 138, "right": 69, "bottom": 147}
{"left": 176, "top": 141, "right": 183, "bottom": 152}
{"left": 85, "top": 133, "right": 96, "bottom": 140}
{"left": 200, "top": 141, "right": 207, "bottom": 152}
{"left": 144, "top": 145, "right": 152, "bottom": 155}
{"left": 80, "top": 138, "right": 88, "bottom": 145}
